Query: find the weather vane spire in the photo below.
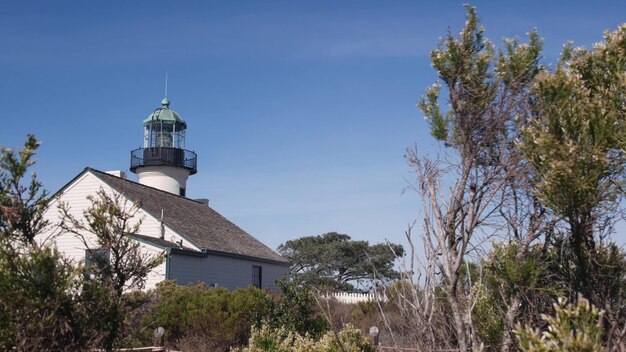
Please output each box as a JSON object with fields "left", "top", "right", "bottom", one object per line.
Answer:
{"left": 164, "top": 71, "right": 168, "bottom": 98}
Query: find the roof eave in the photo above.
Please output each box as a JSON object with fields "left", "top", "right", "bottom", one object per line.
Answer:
{"left": 200, "top": 248, "right": 290, "bottom": 267}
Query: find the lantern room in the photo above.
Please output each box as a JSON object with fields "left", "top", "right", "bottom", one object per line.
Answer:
{"left": 143, "top": 98, "right": 187, "bottom": 149}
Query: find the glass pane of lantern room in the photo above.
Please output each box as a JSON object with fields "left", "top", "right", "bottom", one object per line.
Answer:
{"left": 156, "top": 124, "right": 174, "bottom": 147}
{"left": 173, "top": 130, "right": 185, "bottom": 149}
{"left": 144, "top": 126, "right": 154, "bottom": 148}
{"left": 145, "top": 127, "right": 157, "bottom": 148}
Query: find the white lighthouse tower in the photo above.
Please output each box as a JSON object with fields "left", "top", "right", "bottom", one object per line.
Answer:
{"left": 130, "top": 98, "right": 197, "bottom": 196}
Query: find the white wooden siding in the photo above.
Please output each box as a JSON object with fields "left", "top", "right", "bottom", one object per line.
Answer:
{"left": 36, "top": 171, "right": 185, "bottom": 290}
{"left": 142, "top": 244, "right": 167, "bottom": 290}
{"left": 38, "top": 172, "right": 107, "bottom": 260}
{"left": 168, "top": 254, "right": 288, "bottom": 291}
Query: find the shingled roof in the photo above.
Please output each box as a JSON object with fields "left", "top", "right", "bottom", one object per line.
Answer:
{"left": 84, "top": 168, "right": 288, "bottom": 265}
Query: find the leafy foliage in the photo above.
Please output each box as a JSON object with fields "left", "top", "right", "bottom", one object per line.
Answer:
{"left": 483, "top": 242, "right": 547, "bottom": 299}
{"left": 59, "top": 190, "right": 164, "bottom": 295}
{"left": 519, "top": 24, "right": 626, "bottom": 300}
{"left": 0, "top": 135, "right": 108, "bottom": 350}
{"left": 145, "top": 281, "right": 272, "bottom": 351}
{"left": 278, "top": 232, "right": 403, "bottom": 291}
{"left": 515, "top": 297, "right": 606, "bottom": 352}
{"left": 0, "top": 135, "right": 166, "bottom": 351}
{"left": 471, "top": 283, "right": 504, "bottom": 349}
{"left": 410, "top": 5, "right": 545, "bottom": 351}
{"left": 0, "top": 134, "right": 48, "bottom": 245}
{"left": 235, "top": 323, "right": 375, "bottom": 352}
{"left": 234, "top": 324, "right": 315, "bottom": 352}
{"left": 58, "top": 188, "right": 164, "bottom": 351}
{"left": 0, "top": 244, "right": 107, "bottom": 350}
{"left": 270, "top": 278, "right": 328, "bottom": 338}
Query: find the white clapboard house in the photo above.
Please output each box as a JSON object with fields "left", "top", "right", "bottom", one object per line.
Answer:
{"left": 38, "top": 98, "right": 289, "bottom": 290}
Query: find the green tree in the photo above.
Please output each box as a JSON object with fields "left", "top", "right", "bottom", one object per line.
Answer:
{"left": 0, "top": 244, "right": 116, "bottom": 350}
{"left": 0, "top": 134, "right": 48, "bottom": 245}
{"left": 0, "top": 135, "right": 105, "bottom": 350}
{"left": 519, "top": 22, "right": 626, "bottom": 319}
{"left": 409, "top": 6, "right": 544, "bottom": 351}
{"left": 59, "top": 189, "right": 164, "bottom": 351}
{"left": 278, "top": 232, "right": 403, "bottom": 291}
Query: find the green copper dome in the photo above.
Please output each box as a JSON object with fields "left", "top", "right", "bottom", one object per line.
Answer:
{"left": 143, "top": 98, "right": 187, "bottom": 128}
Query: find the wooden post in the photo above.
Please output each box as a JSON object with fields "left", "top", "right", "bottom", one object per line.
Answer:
{"left": 369, "top": 326, "right": 380, "bottom": 347}
{"left": 153, "top": 327, "right": 165, "bottom": 352}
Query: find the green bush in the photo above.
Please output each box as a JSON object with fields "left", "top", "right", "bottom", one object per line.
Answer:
{"left": 318, "top": 324, "right": 376, "bottom": 352}
{"left": 236, "top": 323, "right": 375, "bottom": 352}
{"left": 118, "top": 290, "right": 156, "bottom": 347}
{"left": 515, "top": 297, "right": 606, "bottom": 352}
{"left": 470, "top": 283, "right": 504, "bottom": 349}
{"left": 269, "top": 279, "right": 328, "bottom": 338}
{"left": 1, "top": 135, "right": 160, "bottom": 351}
{"left": 145, "top": 281, "right": 272, "bottom": 351}
{"left": 234, "top": 324, "right": 315, "bottom": 352}
{"left": 0, "top": 243, "right": 107, "bottom": 351}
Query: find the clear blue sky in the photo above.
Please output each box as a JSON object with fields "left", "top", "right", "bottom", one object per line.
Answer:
{"left": 2, "top": 1, "right": 625, "bottom": 251}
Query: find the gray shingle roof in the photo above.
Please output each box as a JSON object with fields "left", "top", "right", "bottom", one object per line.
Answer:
{"left": 87, "top": 168, "right": 288, "bottom": 265}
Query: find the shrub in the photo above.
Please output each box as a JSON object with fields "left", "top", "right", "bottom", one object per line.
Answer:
{"left": 145, "top": 281, "right": 272, "bottom": 351}
{"left": 270, "top": 278, "right": 328, "bottom": 338}
{"left": 236, "top": 323, "right": 375, "bottom": 352}
{"left": 118, "top": 290, "right": 156, "bottom": 347}
{"left": 471, "top": 283, "right": 504, "bottom": 349}
{"left": 234, "top": 324, "right": 316, "bottom": 352}
{"left": 0, "top": 243, "right": 106, "bottom": 351}
{"left": 318, "top": 324, "right": 376, "bottom": 352}
{"left": 515, "top": 297, "right": 606, "bottom": 352}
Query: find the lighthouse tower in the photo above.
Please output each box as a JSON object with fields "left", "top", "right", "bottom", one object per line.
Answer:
{"left": 130, "top": 98, "right": 197, "bottom": 196}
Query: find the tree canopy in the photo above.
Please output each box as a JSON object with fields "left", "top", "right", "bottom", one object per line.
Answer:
{"left": 519, "top": 24, "right": 626, "bottom": 301}
{"left": 278, "top": 232, "right": 403, "bottom": 291}
{"left": 0, "top": 135, "right": 163, "bottom": 351}
{"left": 398, "top": 7, "right": 626, "bottom": 352}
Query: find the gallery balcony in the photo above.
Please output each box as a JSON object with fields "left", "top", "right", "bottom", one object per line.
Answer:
{"left": 130, "top": 147, "right": 197, "bottom": 175}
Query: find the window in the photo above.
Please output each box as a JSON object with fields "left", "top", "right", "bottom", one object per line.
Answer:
{"left": 252, "top": 265, "right": 262, "bottom": 289}
{"left": 85, "top": 248, "right": 110, "bottom": 278}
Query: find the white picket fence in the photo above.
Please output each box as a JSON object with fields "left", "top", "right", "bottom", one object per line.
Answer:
{"left": 328, "top": 292, "right": 387, "bottom": 304}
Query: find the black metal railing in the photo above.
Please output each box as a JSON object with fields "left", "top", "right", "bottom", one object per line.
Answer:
{"left": 130, "top": 147, "right": 197, "bottom": 174}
